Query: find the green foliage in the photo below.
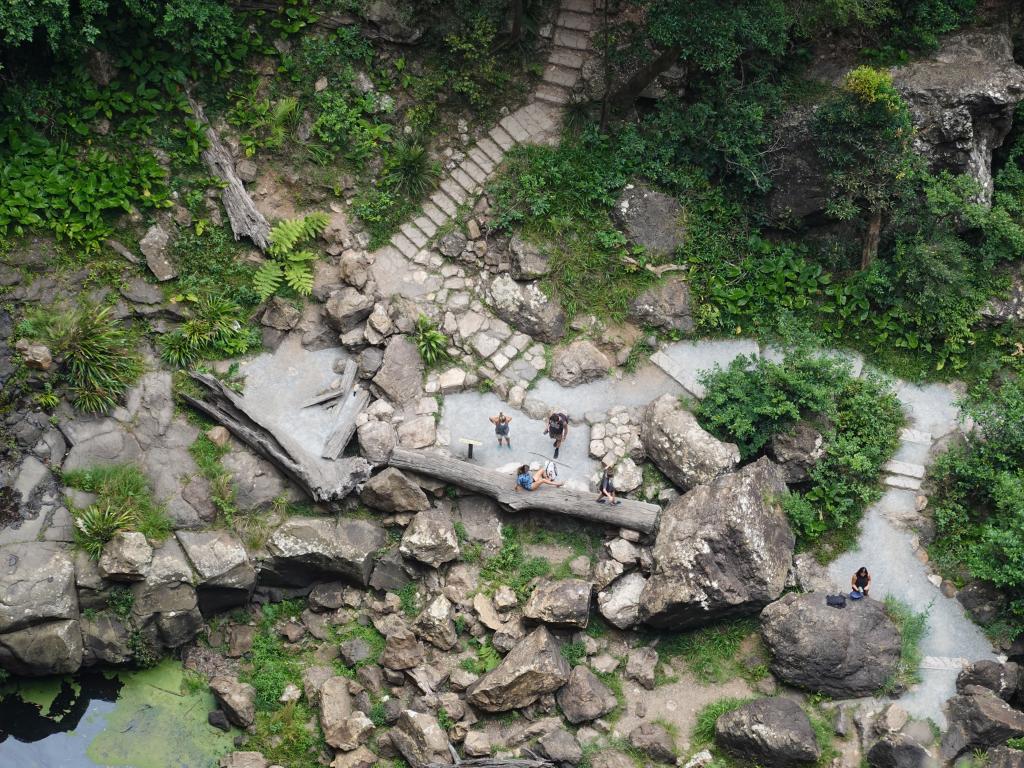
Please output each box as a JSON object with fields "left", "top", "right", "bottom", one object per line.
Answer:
{"left": 248, "top": 701, "right": 323, "bottom": 768}
{"left": 442, "top": 13, "right": 508, "bottom": 110}
{"left": 697, "top": 351, "right": 903, "bottom": 551}
{"left": 19, "top": 303, "right": 143, "bottom": 413}
{"left": 65, "top": 464, "right": 172, "bottom": 557}
{"left": 313, "top": 89, "right": 392, "bottom": 165}
{"left": 692, "top": 697, "right": 754, "bottom": 746}
{"left": 170, "top": 224, "right": 260, "bottom": 309}
{"left": 332, "top": 622, "right": 386, "bottom": 668}
{"left": 882, "top": 596, "right": 928, "bottom": 695}
{"left": 128, "top": 630, "right": 160, "bottom": 668}
{"left": 479, "top": 526, "right": 552, "bottom": 602}
{"left": 414, "top": 315, "right": 450, "bottom": 366}
{"left": 228, "top": 85, "right": 299, "bottom": 156}
{"left": 930, "top": 378, "right": 1024, "bottom": 635}
{"left": 561, "top": 641, "right": 587, "bottom": 667}
{"left": 384, "top": 138, "right": 440, "bottom": 199}
{"left": 159, "top": 295, "right": 259, "bottom": 367}
{"left": 437, "top": 706, "right": 455, "bottom": 732}
{"left": 107, "top": 586, "right": 135, "bottom": 621}
{"left": 255, "top": 213, "right": 328, "bottom": 300}
{"left": 397, "top": 583, "right": 420, "bottom": 618}
{"left": 651, "top": 617, "right": 758, "bottom": 685}
{"left": 460, "top": 638, "right": 502, "bottom": 675}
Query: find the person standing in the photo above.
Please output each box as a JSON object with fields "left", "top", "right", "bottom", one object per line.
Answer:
{"left": 544, "top": 411, "right": 569, "bottom": 459}
{"left": 489, "top": 412, "right": 512, "bottom": 448}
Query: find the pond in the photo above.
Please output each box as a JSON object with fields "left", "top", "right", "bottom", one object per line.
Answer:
{"left": 0, "top": 660, "right": 236, "bottom": 768}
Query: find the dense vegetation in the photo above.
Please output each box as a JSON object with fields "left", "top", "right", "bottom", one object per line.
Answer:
{"left": 696, "top": 352, "right": 904, "bottom": 558}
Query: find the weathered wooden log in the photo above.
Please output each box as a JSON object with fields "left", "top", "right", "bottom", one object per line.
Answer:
{"left": 303, "top": 360, "right": 358, "bottom": 409}
{"left": 182, "top": 372, "right": 370, "bottom": 503}
{"left": 389, "top": 448, "right": 660, "bottom": 533}
{"left": 428, "top": 760, "right": 553, "bottom": 768}
{"left": 186, "top": 94, "right": 271, "bottom": 251}
{"left": 322, "top": 388, "right": 370, "bottom": 459}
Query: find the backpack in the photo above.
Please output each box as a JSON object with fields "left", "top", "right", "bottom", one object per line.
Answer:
{"left": 826, "top": 594, "right": 846, "bottom": 609}
{"left": 544, "top": 461, "right": 558, "bottom": 480}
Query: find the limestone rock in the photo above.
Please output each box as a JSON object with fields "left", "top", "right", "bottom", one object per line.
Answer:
{"left": 0, "top": 543, "right": 79, "bottom": 634}
{"left": 261, "top": 297, "right": 301, "bottom": 331}
{"left": 361, "top": 468, "right": 430, "bottom": 513}
{"left": 373, "top": 336, "right": 424, "bottom": 406}
{"left": 760, "top": 592, "right": 900, "bottom": 697}
{"left": 390, "top": 709, "right": 453, "bottom": 768}
{"left": 628, "top": 277, "right": 693, "bottom": 333}
{"left": 0, "top": 619, "right": 83, "bottom": 675}
{"left": 357, "top": 420, "right": 398, "bottom": 464}
{"left": 99, "top": 531, "right": 153, "bottom": 582}
{"left": 866, "top": 733, "right": 933, "bottom": 768}
{"left": 81, "top": 613, "right": 133, "bottom": 665}
{"left": 597, "top": 572, "right": 646, "bottom": 630}
{"left": 941, "top": 691, "right": 1024, "bottom": 762}
{"left": 210, "top": 675, "right": 256, "bottom": 728}
{"left": 956, "top": 660, "right": 1021, "bottom": 701}
{"left": 327, "top": 712, "right": 375, "bottom": 751}
{"left": 266, "top": 517, "right": 386, "bottom": 586}
{"left": 769, "top": 422, "right": 825, "bottom": 483}
{"left": 537, "top": 728, "right": 583, "bottom": 765}
{"left": 987, "top": 746, "right": 1024, "bottom": 768}
{"left": 509, "top": 235, "right": 550, "bottom": 280}
{"left": 640, "top": 394, "right": 739, "bottom": 490}
{"left": 325, "top": 288, "right": 375, "bottom": 333}
{"left": 523, "top": 578, "right": 592, "bottom": 629}
{"left": 467, "top": 626, "right": 570, "bottom": 712}
{"left": 640, "top": 458, "right": 793, "bottom": 629}
{"left": 550, "top": 340, "right": 611, "bottom": 387}
{"left": 413, "top": 594, "right": 457, "bottom": 651}
{"left": 399, "top": 508, "right": 459, "bottom": 568}
{"left": 628, "top": 723, "right": 676, "bottom": 763}
{"left": 320, "top": 676, "right": 354, "bottom": 747}
{"left": 220, "top": 752, "right": 269, "bottom": 768}
{"left": 140, "top": 224, "right": 176, "bottom": 281}
{"left": 381, "top": 627, "right": 424, "bottom": 670}
{"left": 715, "top": 698, "right": 820, "bottom": 767}
{"left": 487, "top": 274, "right": 566, "bottom": 344}
{"left": 556, "top": 665, "right": 617, "bottom": 724}
{"left": 612, "top": 182, "right": 686, "bottom": 258}
{"left": 176, "top": 531, "right": 255, "bottom": 614}
{"left": 624, "top": 647, "right": 657, "bottom": 690}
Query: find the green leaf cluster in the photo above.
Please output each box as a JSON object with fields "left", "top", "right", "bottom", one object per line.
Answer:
{"left": 254, "top": 212, "right": 329, "bottom": 300}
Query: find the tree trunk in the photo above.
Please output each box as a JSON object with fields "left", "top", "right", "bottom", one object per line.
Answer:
{"left": 510, "top": 0, "right": 524, "bottom": 44}
{"left": 861, "top": 209, "right": 882, "bottom": 270}
{"left": 608, "top": 44, "right": 683, "bottom": 112}
{"left": 389, "top": 448, "right": 660, "bottom": 533}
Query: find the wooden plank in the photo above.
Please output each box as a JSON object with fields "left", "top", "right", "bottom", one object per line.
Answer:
{"left": 322, "top": 388, "right": 370, "bottom": 459}
{"left": 389, "top": 449, "right": 659, "bottom": 533}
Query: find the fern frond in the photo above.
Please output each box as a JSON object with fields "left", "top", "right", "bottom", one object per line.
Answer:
{"left": 253, "top": 261, "right": 284, "bottom": 300}
{"left": 284, "top": 248, "right": 318, "bottom": 264}
{"left": 283, "top": 263, "right": 314, "bottom": 295}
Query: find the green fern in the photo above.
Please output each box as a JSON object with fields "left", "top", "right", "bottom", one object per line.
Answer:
{"left": 268, "top": 212, "right": 329, "bottom": 257}
{"left": 254, "top": 261, "right": 284, "bottom": 301}
{"left": 256, "top": 213, "right": 329, "bottom": 299}
{"left": 284, "top": 261, "right": 315, "bottom": 295}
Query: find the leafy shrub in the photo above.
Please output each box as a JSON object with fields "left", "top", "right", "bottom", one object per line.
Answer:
{"left": 414, "top": 315, "right": 449, "bottom": 366}
{"left": 442, "top": 14, "right": 509, "bottom": 110}
{"left": 697, "top": 351, "right": 903, "bottom": 552}
{"left": 312, "top": 90, "right": 392, "bottom": 165}
{"left": 228, "top": 87, "right": 299, "bottom": 157}
{"left": 158, "top": 295, "right": 259, "bottom": 368}
{"left": 254, "top": 213, "right": 328, "bottom": 300}
{"left": 20, "top": 304, "right": 143, "bottom": 413}
{"left": 384, "top": 138, "right": 440, "bottom": 198}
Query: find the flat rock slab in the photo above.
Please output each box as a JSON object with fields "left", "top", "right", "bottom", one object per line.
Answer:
{"left": 653, "top": 339, "right": 760, "bottom": 398}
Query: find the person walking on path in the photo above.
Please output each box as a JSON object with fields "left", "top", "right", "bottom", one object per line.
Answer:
{"left": 514, "top": 463, "right": 563, "bottom": 492}
{"left": 489, "top": 412, "right": 512, "bottom": 448}
{"left": 596, "top": 466, "right": 620, "bottom": 505}
{"left": 544, "top": 411, "right": 569, "bottom": 459}
{"left": 851, "top": 566, "right": 871, "bottom": 599}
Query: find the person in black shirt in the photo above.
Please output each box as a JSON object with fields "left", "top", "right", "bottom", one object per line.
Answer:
{"left": 596, "top": 466, "right": 620, "bottom": 505}
{"left": 544, "top": 411, "right": 569, "bottom": 459}
{"left": 851, "top": 566, "right": 871, "bottom": 597}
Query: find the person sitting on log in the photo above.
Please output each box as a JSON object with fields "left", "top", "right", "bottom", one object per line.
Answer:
{"left": 514, "top": 463, "right": 562, "bottom": 492}
{"left": 596, "top": 466, "right": 620, "bottom": 505}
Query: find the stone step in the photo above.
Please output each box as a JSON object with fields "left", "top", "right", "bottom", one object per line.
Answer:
{"left": 650, "top": 350, "right": 701, "bottom": 397}
{"left": 413, "top": 214, "right": 438, "bottom": 239}
{"left": 489, "top": 124, "right": 516, "bottom": 151}
{"left": 562, "top": 0, "right": 594, "bottom": 13}
{"left": 421, "top": 201, "right": 448, "bottom": 227}
{"left": 468, "top": 146, "right": 496, "bottom": 174}
{"left": 535, "top": 82, "right": 572, "bottom": 105}
{"left": 460, "top": 157, "right": 489, "bottom": 185}
{"left": 553, "top": 27, "right": 590, "bottom": 51}
{"left": 477, "top": 137, "right": 504, "bottom": 164}
{"left": 883, "top": 459, "right": 926, "bottom": 480}
{"left": 900, "top": 427, "right": 932, "bottom": 446}
{"left": 921, "top": 656, "right": 970, "bottom": 671}
{"left": 440, "top": 176, "right": 470, "bottom": 205}
{"left": 549, "top": 46, "right": 585, "bottom": 70}
{"left": 499, "top": 112, "right": 531, "bottom": 142}
{"left": 451, "top": 166, "right": 480, "bottom": 194}
{"left": 430, "top": 189, "right": 459, "bottom": 218}
{"left": 400, "top": 221, "right": 429, "bottom": 249}
{"left": 557, "top": 11, "right": 594, "bottom": 31}
{"left": 884, "top": 474, "right": 922, "bottom": 491}
{"left": 392, "top": 232, "right": 418, "bottom": 259}
{"left": 543, "top": 63, "right": 579, "bottom": 88}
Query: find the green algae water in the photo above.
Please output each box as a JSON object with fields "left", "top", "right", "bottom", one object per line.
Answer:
{"left": 0, "top": 660, "right": 236, "bottom": 767}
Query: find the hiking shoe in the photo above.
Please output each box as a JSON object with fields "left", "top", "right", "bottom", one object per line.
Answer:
{"left": 597, "top": 497, "right": 606, "bottom": 503}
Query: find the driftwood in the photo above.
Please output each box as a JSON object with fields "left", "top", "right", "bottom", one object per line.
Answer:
{"left": 181, "top": 372, "right": 370, "bottom": 503}
{"left": 303, "top": 360, "right": 358, "bottom": 409}
{"left": 186, "top": 94, "right": 271, "bottom": 252}
{"left": 321, "top": 361, "right": 369, "bottom": 459}
{"left": 389, "top": 448, "right": 660, "bottom": 533}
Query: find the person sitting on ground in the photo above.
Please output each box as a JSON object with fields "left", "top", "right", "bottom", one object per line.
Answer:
{"left": 597, "top": 466, "right": 620, "bottom": 505}
{"left": 514, "top": 463, "right": 563, "bottom": 492}
{"left": 851, "top": 566, "right": 871, "bottom": 598}
{"left": 489, "top": 412, "right": 512, "bottom": 448}
{"left": 544, "top": 411, "right": 570, "bottom": 459}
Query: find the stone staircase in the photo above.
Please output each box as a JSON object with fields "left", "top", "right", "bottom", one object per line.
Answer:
{"left": 371, "top": 0, "right": 596, "bottom": 266}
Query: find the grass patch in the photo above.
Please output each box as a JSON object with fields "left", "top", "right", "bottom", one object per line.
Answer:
{"left": 63, "top": 464, "right": 172, "bottom": 558}
{"left": 561, "top": 641, "right": 587, "bottom": 667}
{"left": 396, "top": 583, "right": 421, "bottom": 618}
{"left": 692, "top": 697, "right": 754, "bottom": 746}
{"left": 479, "top": 525, "right": 552, "bottom": 602}
{"left": 651, "top": 617, "right": 760, "bottom": 685}
{"left": 459, "top": 638, "right": 501, "bottom": 675}
{"left": 248, "top": 701, "right": 324, "bottom": 768}
{"left": 331, "top": 622, "right": 386, "bottom": 668}
{"left": 882, "top": 596, "right": 928, "bottom": 695}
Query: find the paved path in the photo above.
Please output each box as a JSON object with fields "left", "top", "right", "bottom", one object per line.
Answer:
{"left": 648, "top": 338, "right": 993, "bottom": 724}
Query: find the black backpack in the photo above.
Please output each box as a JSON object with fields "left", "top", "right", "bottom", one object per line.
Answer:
{"left": 826, "top": 594, "right": 846, "bottom": 609}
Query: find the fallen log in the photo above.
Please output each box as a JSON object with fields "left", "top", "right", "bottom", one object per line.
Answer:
{"left": 186, "top": 94, "right": 271, "bottom": 251}
{"left": 182, "top": 372, "right": 370, "bottom": 504}
{"left": 303, "top": 360, "right": 358, "bottom": 410}
{"left": 389, "top": 448, "right": 660, "bottom": 533}
{"left": 322, "top": 388, "right": 370, "bottom": 459}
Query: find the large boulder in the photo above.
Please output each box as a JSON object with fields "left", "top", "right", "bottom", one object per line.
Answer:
{"left": 957, "top": 660, "right": 1021, "bottom": 701}
{"left": 99, "top": 531, "right": 153, "bottom": 582}
{"left": 325, "top": 288, "right": 375, "bottom": 333}
{"left": 556, "top": 665, "right": 617, "bottom": 724}
{"left": 640, "top": 458, "right": 793, "bottom": 629}
{"left": 130, "top": 538, "right": 202, "bottom": 651}
{"left": 892, "top": 27, "right": 1024, "bottom": 205}
{"left": 760, "top": 592, "right": 901, "bottom": 697}
{"left": 176, "top": 531, "right": 255, "bottom": 615}
{"left": 0, "top": 619, "right": 83, "bottom": 675}
{"left": 357, "top": 421, "right": 398, "bottom": 464}
{"left": 866, "top": 733, "right": 933, "bottom": 768}
{"left": 266, "top": 517, "right": 387, "bottom": 586}
{"left": 412, "top": 594, "right": 457, "bottom": 650}
{"left": 210, "top": 675, "right": 256, "bottom": 728}
{"left": 467, "top": 626, "right": 570, "bottom": 712}
{"left": 640, "top": 394, "right": 739, "bottom": 490}
{"left": 523, "top": 579, "right": 592, "bottom": 629}
{"left": 941, "top": 691, "right": 1024, "bottom": 762}
{"left": 988, "top": 746, "right": 1024, "bottom": 768}
{"left": 399, "top": 508, "right": 459, "bottom": 568}
{"left": 611, "top": 182, "right": 686, "bottom": 258}
{"left": 372, "top": 336, "right": 424, "bottom": 406}
{"left": 487, "top": 274, "right": 566, "bottom": 344}
{"left": 390, "top": 709, "right": 453, "bottom": 768}
{"left": 0, "top": 542, "right": 78, "bottom": 634}
{"left": 628, "top": 277, "right": 693, "bottom": 334}
{"left": 597, "top": 572, "right": 647, "bottom": 630}
{"left": 550, "top": 340, "right": 611, "bottom": 387}
{"left": 714, "top": 698, "right": 820, "bottom": 767}
{"left": 764, "top": 104, "right": 830, "bottom": 226}
{"left": 360, "top": 0, "right": 426, "bottom": 44}
{"left": 360, "top": 468, "right": 430, "bottom": 513}
{"left": 628, "top": 723, "right": 676, "bottom": 763}
{"left": 81, "top": 613, "right": 133, "bottom": 666}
